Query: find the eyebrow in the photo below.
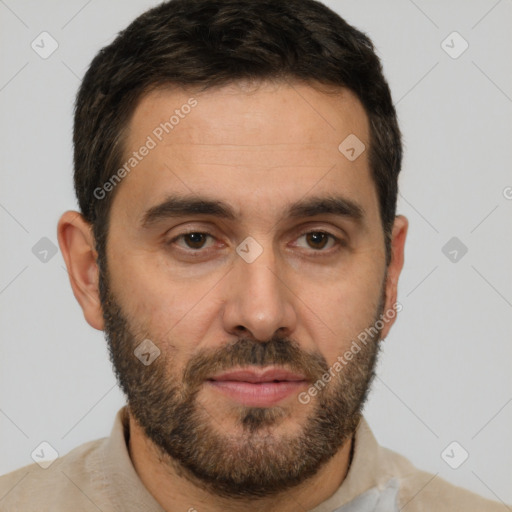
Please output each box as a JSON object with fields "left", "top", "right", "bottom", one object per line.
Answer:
{"left": 141, "top": 194, "right": 364, "bottom": 228}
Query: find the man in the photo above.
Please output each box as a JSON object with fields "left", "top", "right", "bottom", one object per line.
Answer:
{"left": 0, "top": 0, "right": 505, "bottom": 510}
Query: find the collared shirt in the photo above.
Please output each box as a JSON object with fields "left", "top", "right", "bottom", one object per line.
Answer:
{"left": 0, "top": 406, "right": 504, "bottom": 511}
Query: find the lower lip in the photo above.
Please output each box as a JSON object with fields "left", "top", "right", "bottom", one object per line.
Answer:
{"left": 207, "top": 380, "right": 307, "bottom": 407}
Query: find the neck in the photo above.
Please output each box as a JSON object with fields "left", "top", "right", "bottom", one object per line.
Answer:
{"left": 127, "top": 412, "right": 354, "bottom": 512}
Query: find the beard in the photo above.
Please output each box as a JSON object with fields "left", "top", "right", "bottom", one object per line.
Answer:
{"left": 99, "top": 262, "right": 384, "bottom": 500}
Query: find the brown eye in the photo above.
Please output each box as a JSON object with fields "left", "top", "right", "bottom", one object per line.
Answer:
{"left": 170, "top": 232, "right": 215, "bottom": 251}
{"left": 305, "top": 232, "right": 330, "bottom": 249}
{"left": 295, "top": 231, "right": 339, "bottom": 251}
{"left": 183, "top": 233, "right": 208, "bottom": 249}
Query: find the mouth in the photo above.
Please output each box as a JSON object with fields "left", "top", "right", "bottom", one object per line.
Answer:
{"left": 206, "top": 367, "right": 309, "bottom": 407}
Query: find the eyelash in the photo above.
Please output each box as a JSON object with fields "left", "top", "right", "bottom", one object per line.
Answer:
{"left": 167, "top": 230, "right": 344, "bottom": 256}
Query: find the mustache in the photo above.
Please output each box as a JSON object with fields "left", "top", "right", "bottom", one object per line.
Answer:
{"left": 181, "top": 335, "right": 329, "bottom": 393}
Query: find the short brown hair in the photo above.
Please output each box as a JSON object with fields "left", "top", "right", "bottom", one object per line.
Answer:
{"left": 73, "top": 0, "right": 402, "bottom": 263}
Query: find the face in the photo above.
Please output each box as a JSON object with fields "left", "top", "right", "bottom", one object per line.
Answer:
{"left": 93, "top": 81, "right": 402, "bottom": 498}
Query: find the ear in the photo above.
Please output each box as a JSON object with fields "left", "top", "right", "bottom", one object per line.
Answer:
{"left": 380, "top": 215, "right": 408, "bottom": 339}
{"left": 57, "top": 211, "right": 104, "bottom": 330}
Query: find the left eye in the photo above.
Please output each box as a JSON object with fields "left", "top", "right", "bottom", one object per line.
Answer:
{"left": 295, "top": 231, "right": 339, "bottom": 251}
{"left": 173, "top": 232, "right": 215, "bottom": 250}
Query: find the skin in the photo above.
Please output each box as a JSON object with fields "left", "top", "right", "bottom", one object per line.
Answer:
{"left": 58, "top": 81, "right": 408, "bottom": 512}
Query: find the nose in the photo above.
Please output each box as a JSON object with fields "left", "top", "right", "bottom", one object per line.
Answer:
{"left": 221, "top": 241, "right": 297, "bottom": 342}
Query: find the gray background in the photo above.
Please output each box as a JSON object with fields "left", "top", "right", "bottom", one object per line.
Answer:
{"left": 1, "top": 0, "right": 511, "bottom": 505}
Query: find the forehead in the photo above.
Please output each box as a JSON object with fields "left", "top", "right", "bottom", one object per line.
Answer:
{"left": 129, "top": 81, "right": 369, "bottom": 149}
{"left": 114, "top": 81, "right": 377, "bottom": 225}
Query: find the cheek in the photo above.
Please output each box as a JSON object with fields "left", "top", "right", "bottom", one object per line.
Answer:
{"left": 110, "top": 259, "right": 222, "bottom": 357}
{"left": 305, "top": 267, "right": 384, "bottom": 360}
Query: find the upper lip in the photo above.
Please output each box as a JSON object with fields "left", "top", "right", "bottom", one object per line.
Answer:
{"left": 208, "top": 367, "right": 307, "bottom": 383}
